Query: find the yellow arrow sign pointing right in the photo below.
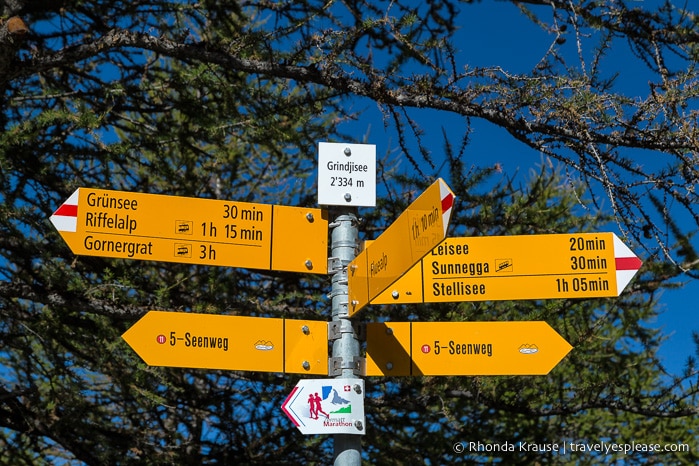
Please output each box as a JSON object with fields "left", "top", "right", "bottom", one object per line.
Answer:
{"left": 365, "top": 321, "right": 573, "bottom": 376}
{"left": 372, "top": 233, "right": 642, "bottom": 304}
{"left": 347, "top": 178, "right": 455, "bottom": 315}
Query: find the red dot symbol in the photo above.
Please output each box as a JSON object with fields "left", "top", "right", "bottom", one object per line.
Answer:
{"left": 156, "top": 334, "right": 166, "bottom": 344}
{"left": 421, "top": 344, "right": 431, "bottom": 354}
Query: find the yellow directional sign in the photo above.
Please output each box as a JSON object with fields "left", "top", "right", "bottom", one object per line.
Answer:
{"left": 122, "top": 311, "right": 328, "bottom": 374}
{"left": 50, "top": 188, "right": 328, "bottom": 274}
{"left": 372, "top": 233, "right": 642, "bottom": 304}
{"left": 347, "top": 179, "right": 455, "bottom": 315}
{"left": 365, "top": 321, "right": 572, "bottom": 376}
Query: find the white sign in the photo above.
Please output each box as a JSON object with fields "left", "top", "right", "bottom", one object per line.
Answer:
{"left": 281, "top": 378, "right": 366, "bottom": 435}
{"left": 318, "top": 142, "right": 376, "bottom": 207}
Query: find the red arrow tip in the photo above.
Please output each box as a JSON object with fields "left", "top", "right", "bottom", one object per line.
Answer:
{"left": 441, "top": 192, "right": 454, "bottom": 213}
{"left": 53, "top": 203, "right": 78, "bottom": 217}
{"left": 281, "top": 386, "right": 300, "bottom": 426}
{"left": 615, "top": 256, "right": 642, "bottom": 271}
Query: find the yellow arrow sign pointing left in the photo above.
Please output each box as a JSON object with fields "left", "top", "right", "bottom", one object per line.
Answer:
{"left": 50, "top": 188, "right": 328, "bottom": 274}
{"left": 122, "top": 311, "right": 328, "bottom": 374}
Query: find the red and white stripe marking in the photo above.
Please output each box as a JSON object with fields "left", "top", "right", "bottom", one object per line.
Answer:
{"left": 439, "top": 180, "right": 455, "bottom": 236}
{"left": 280, "top": 386, "right": 301, "bottom": 427}
{"left": 613, "top": 233, "right": 643, "bottom": 295}
{"left": 50, "top": 189, "right": 80, "bottom": 233}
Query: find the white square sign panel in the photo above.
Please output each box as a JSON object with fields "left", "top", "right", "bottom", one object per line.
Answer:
{"left": 318, "top": 142, "right": 376, "bottom": 207}
{"left": 281, "top": 378, "right": 366, "bottom": 435}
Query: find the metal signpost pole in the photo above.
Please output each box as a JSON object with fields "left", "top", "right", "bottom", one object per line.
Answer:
{"left": 328, "top": 208, "right": 361, "bottom": 465}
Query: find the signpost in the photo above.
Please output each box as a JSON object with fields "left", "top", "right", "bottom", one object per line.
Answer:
{"left": 53, "top": 143, "right": 647, "bottom": 464}
{"left": 281, "top": 378, "right": 366, "bottom": 435}
{"left": 371, "top": 233, "right": 643, "bottom": 305}
{"left": 365, "top": 321, "right": 573, "bottom": 376}
{"left": 50, "top": 188, "right": 328, "bottom": 274}
{"left": 121, "top": 311, "right": 328, "bottom": 374}
{"left": 347, "top": 178, "right": 455, "bottom": 315}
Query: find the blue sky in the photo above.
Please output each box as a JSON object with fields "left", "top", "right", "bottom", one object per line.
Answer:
{"left": 338, "top": 0, "right": 698, "bottom": 378}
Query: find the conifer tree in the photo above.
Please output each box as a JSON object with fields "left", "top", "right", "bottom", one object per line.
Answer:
{"left": 1, "top": 1, "right": 697, "bottom": 464}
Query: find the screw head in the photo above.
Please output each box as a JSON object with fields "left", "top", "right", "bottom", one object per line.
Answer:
{"left": 306, "top": 212, "right": 314, "bottom": 222}
{"left": 386, "top": 362, "right": 394, "bottom": 371}
{"left": 344, "top": 193, "right": 352, "bottom": 202}
{"left": 354, "top": 420, "right": 364, "bottom": 431}
{"left": 391, "top": 290, "right": 399, "bottom": 299}
{"left": 353, "top": 384, "right": 362, "bottom": 394}
{"left": 344, "top": 147, "right": 352, "bottom": 156}
{"left": 305, "top": 259, "right": 313, "bottom": 269}
{"left": 301, "top": 325, "right": 310, "bottom": 335}
{"left": 302, "top": 361, "right": 310, "bottom": 370}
